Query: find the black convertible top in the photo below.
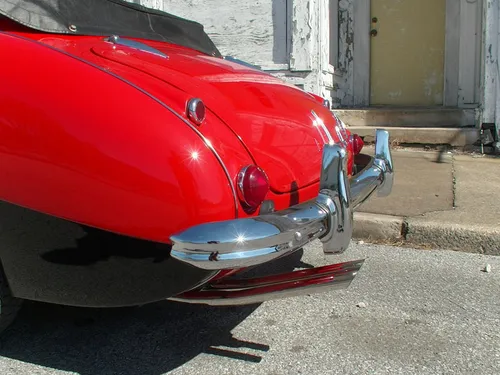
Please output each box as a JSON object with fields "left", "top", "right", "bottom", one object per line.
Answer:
{"left": 0, "top": 0, "right": 221, "bottom": 56}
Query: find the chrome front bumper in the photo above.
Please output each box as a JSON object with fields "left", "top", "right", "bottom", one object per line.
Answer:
{"left": 170, "top": 129, "right": 393, "bottom": 271}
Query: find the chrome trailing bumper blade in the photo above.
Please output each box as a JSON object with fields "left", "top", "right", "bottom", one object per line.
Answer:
{"left": 170, "top": 129, "right": 393, "bottom": 271}
{"left": 169, "top": 259, "right": 364, "bottom": 306}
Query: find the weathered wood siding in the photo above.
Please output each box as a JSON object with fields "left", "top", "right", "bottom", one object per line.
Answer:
{"left": 156, "top": 0, "right": 289, "bottom": 69}
{"left": 137, "top": 0, "right": 163, "bottom": 10}
{"left": 332, "top": 0, "right": 354, "bottom": 107}
{"left": 444, "top": 0, "right": 483, "bottom": 108}
{"left": 482, "top": 0, "right": 500, "bottom": 139}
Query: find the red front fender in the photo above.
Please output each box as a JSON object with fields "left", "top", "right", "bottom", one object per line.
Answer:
{"left": 0, "top": 32, "right": 236, "bottom": 243}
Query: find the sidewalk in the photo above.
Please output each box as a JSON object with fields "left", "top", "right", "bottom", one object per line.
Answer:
{"left": 353, "top": 147, "right": 500, "bottom": 255}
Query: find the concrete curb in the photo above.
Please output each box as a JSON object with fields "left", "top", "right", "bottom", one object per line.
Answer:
{"left": 405, "top": 219, "right": 500, "bottom": 256}
{"left": 353, "top": 212, "right": 500, "bottom": 255}
{"left": 353, "top": 212, "right": 405, "bottom": 242}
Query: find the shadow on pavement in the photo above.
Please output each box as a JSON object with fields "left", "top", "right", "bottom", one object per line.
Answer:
{"left": 0, "top": 301, "right": 262, "bottom": 374}
{"left": 0, "top": 250, "right": 306, "bottom": 375}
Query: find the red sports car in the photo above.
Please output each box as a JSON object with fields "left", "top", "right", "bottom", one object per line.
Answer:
{"left": 0, "top": 0, "right": 393, "bottom": 333}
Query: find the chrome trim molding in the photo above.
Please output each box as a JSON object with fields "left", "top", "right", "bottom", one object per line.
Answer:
{"left": 236, "top": 165, "right": 250, "bottom": 205}
{"left": 224, "top": 56, "right": 262, "bottom": 70}
{"left": 106, "top": 35, "right": 168, "bottom": 58}
{"left": 374, "top": 129, "right": 394, "bottom": 197}
{"left": 169, "top": 259, "right": 364, "bottom": 306}
{"left": 170, "top": 129, "right": 393, "bottom": 270}
{"left": 311, "top": 110, "right": 335, "bottom": 145}
{"left": 2, "top": 31, "right": 240, "bottom": 218}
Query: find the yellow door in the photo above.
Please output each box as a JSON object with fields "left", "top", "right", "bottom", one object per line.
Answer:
{"left": 370, "top": 0, "right": 446, "bottom": 106}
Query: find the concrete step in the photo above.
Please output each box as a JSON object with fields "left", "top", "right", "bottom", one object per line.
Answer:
{"left": 333, "top": 107, "right": 476, "bottom": 127}
{"left": 351, "top": 126, "right": 478, "bottom": 147}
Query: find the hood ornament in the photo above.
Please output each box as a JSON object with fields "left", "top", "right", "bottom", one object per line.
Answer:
{"left": 106, "top": 35, "right": 168, "bottom": 59}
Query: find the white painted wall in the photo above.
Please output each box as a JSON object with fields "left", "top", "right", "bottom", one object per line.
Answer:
{"left": 161, "top": 0, "right": 290, "bottom": 69}
{"left": 137, "top": 0, "right": 163, "bottom": 10}
{"left": 443, "top": 0, "right": 483, "bottom": 108}
{"left": 482, "top": 0, "right": 500, "bottom": 140}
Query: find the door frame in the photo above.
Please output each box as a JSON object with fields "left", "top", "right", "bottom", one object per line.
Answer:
{"left": 352, "top": 0, "right": 483, "bottom": 107}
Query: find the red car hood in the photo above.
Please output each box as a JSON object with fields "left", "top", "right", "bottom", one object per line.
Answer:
{"left": 61, "top": 37, "right": 345, "bottom": 193}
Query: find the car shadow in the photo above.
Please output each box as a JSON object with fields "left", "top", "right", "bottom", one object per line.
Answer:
{"left": 0, "top": 300, "right": 263, "bottom": 374}
{"left": 0, "top": 250, "right": 308, "bottom": 374}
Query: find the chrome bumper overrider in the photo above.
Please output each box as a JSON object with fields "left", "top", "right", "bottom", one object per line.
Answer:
{"left": 169, "top": 129, "right": 393, "bottom": 306}
{"left": 170, "top": 129, "right": 393, "bottom": 271}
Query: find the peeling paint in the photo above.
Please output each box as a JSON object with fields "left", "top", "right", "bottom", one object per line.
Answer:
{"left": 134, "top": 0, "right": 163, "bottom": 10}
{"left": 388, "top": 90, "right": 402, "bottom": 99}
{"left": 482, "top": 0, "right": 499, "bottom": 129}
{"left": 331, "top": 0, "right": 354, "bottom": 107}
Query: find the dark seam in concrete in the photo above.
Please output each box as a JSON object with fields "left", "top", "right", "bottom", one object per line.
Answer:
{"left": 451, "top": 154, "right": 457, "bottom": 209}
{"left": 401, "top": 218, "right": 409, "bottom": 240}
{"left": 409, "top": 207, "right": 456, "bottom": 216}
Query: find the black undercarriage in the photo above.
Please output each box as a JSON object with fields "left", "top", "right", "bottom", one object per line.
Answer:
{"left": 0, "top": 200, "right": 216, "bottom": 307}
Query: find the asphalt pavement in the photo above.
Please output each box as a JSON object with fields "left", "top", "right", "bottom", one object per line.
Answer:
{"left": 0, "top": 242, "right": 499, "bottom": 375}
